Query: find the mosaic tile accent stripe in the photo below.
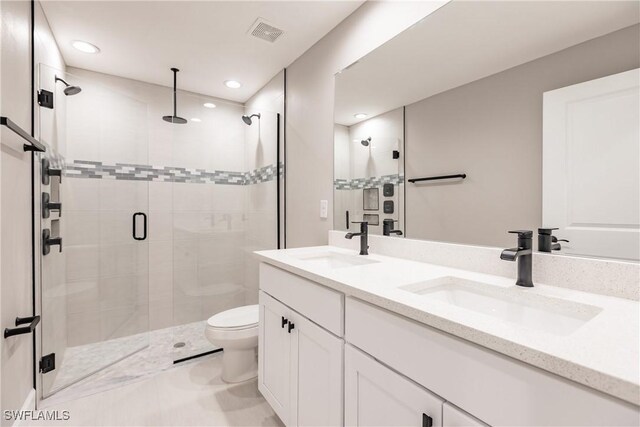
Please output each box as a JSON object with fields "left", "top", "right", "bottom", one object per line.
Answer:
{"left": 64, "top": 160, "right": 283, "bottom": 185}
{"left": 334, "top": 174, "right": 404, "bottom": 190}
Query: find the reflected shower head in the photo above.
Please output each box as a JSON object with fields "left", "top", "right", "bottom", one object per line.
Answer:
{"left": 55, "top": 76, "right": 82, "bottom": 96}
{"left": 361, "top": 137, "right": 371, "bottom": 147}
{"left": 242, "top": 113, "right": 261, "bottom": 125}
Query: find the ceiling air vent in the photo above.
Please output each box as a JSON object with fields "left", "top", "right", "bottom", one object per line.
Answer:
{"left": 248, "top": 18, "right": 284, "bottom": 43}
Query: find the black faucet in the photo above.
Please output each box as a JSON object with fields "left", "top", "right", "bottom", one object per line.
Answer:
{"left": 538, "top": 228, "right": 569, "bottom": 252}
{"left": 345, "top": 221, "right": 369, "bottom": 255}
{"left": 382, "top": 219, "right": 403, "bottom": 236}
{"left": 500, "top": 230, "right": 533, "bottom": 287}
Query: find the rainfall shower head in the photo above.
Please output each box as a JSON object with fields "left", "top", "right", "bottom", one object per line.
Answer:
{"left": 242, "top": 113, "right": 261, "bottom": 126}
{"left": 55, "top": 76, "right": 82, "bottom": 96}
{"left": 163, "top": 68, "right": 187, "bottom": 124}
{"left": 361, "top": 137, "right": 371, "bottom": 147}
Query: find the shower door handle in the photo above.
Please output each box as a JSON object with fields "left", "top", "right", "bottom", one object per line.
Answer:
{"left": 132, "top": 212, "right": 147, "bottom": 241}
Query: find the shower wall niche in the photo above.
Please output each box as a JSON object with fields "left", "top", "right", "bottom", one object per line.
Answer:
{"left": 38, "top": 65, "right": 282, "bottom": 397}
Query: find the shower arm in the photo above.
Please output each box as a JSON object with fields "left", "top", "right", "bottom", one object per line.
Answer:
{"left": 172, "top": 68, "right": 178, "bottom": 117}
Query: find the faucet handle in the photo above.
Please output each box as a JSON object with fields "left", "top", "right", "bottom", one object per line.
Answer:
{"left": 508, "top": 230, "right": 533, "bottom": 238}
{"left": 537, "top": 227, "right": 559, "bottom": 235}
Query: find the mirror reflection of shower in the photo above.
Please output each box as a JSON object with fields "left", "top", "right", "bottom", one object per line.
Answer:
{"left": 242, "top": 113, "right": 261, "bottom": 125}
{"left": 55, "top": 75, "right": 82, "bottom": 96}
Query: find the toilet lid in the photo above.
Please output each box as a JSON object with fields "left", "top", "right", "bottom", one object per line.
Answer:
{"left": 207, "top": 305, "right": 259, "bottom": 329}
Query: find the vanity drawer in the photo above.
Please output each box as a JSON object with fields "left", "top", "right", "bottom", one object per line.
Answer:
{"left": 345, "top": 297, "right": 639, "bottom": 426}
{"left": 260, "top": 263, "right": 344, "bottom": 336}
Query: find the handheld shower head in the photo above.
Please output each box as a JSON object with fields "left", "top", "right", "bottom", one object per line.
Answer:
{"left": 242, "top": 113, "right": 261, "bottom": 126}
{"left": 55, "top": 76, "right": 82, "bottom": 96}
{"left": 361, "top": 137, "right": 371, "bottom": 147}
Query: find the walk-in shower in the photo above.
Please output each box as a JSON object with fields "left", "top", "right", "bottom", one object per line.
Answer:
{"left": 36, "top": 64, "right": 282, "bottom": 403}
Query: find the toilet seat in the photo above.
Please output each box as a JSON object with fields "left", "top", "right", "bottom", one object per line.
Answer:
{"left": 206, "top": 304, "right": 259, "bottom": 331}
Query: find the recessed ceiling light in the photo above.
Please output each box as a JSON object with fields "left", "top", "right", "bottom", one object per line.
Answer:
{"left": 354, "top": 113, "right": 368, "bottom": 119}
{"left": 224, "top": 80, "right": 242, "bottom": 89}
{"left": 203, "top": 103, "right": 216, "bottom": 109}
{"left": 71, "top": 40, "right": 100, "bottom": 54}
{"left": 190, "top": 118, "right": 201, "bottom": 122}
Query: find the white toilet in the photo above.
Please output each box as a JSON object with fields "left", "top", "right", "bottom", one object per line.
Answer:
{"left": 205, "top": 304, "right": 259, "bottom": 383}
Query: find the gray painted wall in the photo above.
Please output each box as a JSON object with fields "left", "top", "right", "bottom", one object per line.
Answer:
{"left": 405, "top": 24, "right": 640, "bottom": 248}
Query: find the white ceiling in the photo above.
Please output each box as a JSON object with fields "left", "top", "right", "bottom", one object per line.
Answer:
{"left": 41, "top": 0, "right": 363, "bottom": 102}
{"left": 335, "top": 0, "right": 640, "bottom": 126}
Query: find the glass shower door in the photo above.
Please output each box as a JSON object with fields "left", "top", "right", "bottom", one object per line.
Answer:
{"left": 38, "top": 65, "right": 150, "bottom": 398}
{"left": 169, "top": 96, "right": 280, "bottom": 361}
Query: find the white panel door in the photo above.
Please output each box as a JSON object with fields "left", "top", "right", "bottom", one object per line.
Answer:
{"left": 258, "top": 291, "right": 291, "bottom": 425}
{"left": 543, "top": 68, "right": 640, "bottom": 260}
{"left": 345, "top": 344, "right": 443, "bottom": 427}
{"left": 289, "top": 311, "right": 343, "bottom": 427}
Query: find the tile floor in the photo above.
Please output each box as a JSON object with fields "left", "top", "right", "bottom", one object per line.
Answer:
{"left": 28, "top": 353, "right": 282, "bottom": 426}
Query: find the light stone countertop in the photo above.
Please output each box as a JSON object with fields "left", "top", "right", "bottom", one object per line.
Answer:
{"left": 255, "top": 245, "right": 640, "bottom": 406}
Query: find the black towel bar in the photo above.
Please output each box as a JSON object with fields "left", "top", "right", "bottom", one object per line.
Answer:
{"left": 4, "top": 315, "right": 41, "bottom": 339}
{"left": 408, "top": 173, "right": 466, "bottom": 183}
{"left": 0, "top": 116, "right": 46, "bottom": 152}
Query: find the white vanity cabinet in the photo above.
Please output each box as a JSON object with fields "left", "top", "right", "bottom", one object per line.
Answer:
{"left": 346, "top": 297, "right": 639, "bottom": 426}
{"left": 345, "top": 344, "right": 444, "bottom": 427}
{"left": 289, "top": 309, "right": 343, "bottom": 427}
{"left": 259, "top": 291, "right": 292, "bottom": 424}
{"left": 258, "top": 263, "right": 344, "bottom": 427}
{"left": 258, "top": 261, "right": 639, "bottom": 427}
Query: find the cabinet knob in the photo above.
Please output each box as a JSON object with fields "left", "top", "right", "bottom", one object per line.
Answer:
{"left": 287, "top": 322, "right": 295, "bottom": 333}
{"left": 281, "top": 316, "right": 288, "bottom": 329}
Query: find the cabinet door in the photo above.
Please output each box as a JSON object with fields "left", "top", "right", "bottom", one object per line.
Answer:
{"left": 345, "top": 344, "right": 443, "bottom": 427}
{"left": 290, "top": 311, "right": 344, "bottom": 426}
{"left": 259, "top": 291, "right": 291, "bottom": 425}
{"left": 443, "top": 403, "right": 488, "bottom": 427}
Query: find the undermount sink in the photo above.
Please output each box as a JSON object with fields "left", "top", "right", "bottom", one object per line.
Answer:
{"left": 400, "top": 276, "right": 602, "bottom": 335}
{"left": 291, "top": 251, "right": 379, "bottom": 269}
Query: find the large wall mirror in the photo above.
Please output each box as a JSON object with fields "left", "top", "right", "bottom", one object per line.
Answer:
{"left": 334, "top": 0, "right": 640, "bottom": 261}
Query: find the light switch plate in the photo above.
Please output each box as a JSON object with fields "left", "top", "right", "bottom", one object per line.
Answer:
{"left": 320, "top": 200, "right": 328, "bottom": 218}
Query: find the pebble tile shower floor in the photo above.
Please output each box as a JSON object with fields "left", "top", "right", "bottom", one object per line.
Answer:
{"left": 44, "top": 320, "right": 214, "bottom": 407}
